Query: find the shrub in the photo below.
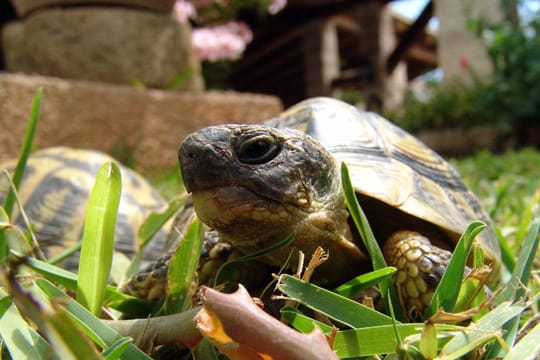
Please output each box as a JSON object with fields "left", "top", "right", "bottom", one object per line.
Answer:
{"left": 390, "top": 1, "right": 540, "bottom": 134}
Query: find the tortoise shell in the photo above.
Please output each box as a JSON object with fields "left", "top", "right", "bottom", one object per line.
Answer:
{"left": 265, "top": 97, "right": 500, "bottom": 266}
{"left": 123, "top": 97, "right": 502, "bottom": 306}
{"left": 0, "top": 147, "right": 168, "bottom": 270}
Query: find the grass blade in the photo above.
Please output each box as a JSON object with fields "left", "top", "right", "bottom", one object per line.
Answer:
{"left": 334, "top": 266, "right": 396, "bottom": 297}
{"left": 341, "top": 163, "right": 386, "bottom": 270}
{"left": 0, "top": 88, "right": 43, "bottom": 261}
{"left": 35, "top": 279, "right": 152, "bottom": 359}
{"left": 334, "top": 324, "right": 440, "bottom": 358}
{"left": 341, "top": 162, "right": 403, "bottom": 320}
{"left": 76, "top": 162, "right": 122, "bottom": 315}
{"left": 419, "top": 320, "right": 438, "bottom": 359}
{"left": 497, "top": 225, "right": 516, "bottom": 273}
{"left": 165, "top": 217, "right": 202, "bottom": 313}
{"left": 1, "top": 270, "right": 101, "bottom": 360}
{"left": 102, "top": 337, "right": 133, "bottom": 360}
{"left": 277, "top": 274, "right": 393, "bottom": 327}
{"left": 2, "top": 87, "right": 42, "bottom": 218}
{"left": 138, "top": 195, "right": 187, "bottom": 247}
{"left": 43, "top": 304, "right": 103, "bottom": 360}
{"left": 0, "top": 207, "right": 9, "bottom": 226}
{"left": 214, "top": 233, "right": 294, "bottom": 290}
{"left": 485, "top": 202, "right": 540, "bottom": 358}
{"left": 503, "top": 321, "right": 540, "bottom": 360}
{"left": 0, "top": 294, "right": 50, "bottom": 359}
{"left": 282, "top": 308, "right": 459, "bottom": 358}
{"left": 280, "top": 306, "right": 333, "bottom": 333}
{"left": 13, "top": 253, "right": 153, "bottom": 316}
{"left": 192, "top": 338, "right": 220, "bottom": 360}
{"left": 47, "top": 243, "right": 82, "bottom": 266}
{"left": 440, "top": 301, "right": 524, "bottom": 359}
{"left": 499, "top": 204, "right": 540, "bottom": 303}
{"left": 425, "top": 221, "right": 486, "bottom": 319}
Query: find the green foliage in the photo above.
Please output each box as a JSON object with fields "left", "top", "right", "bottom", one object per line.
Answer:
{"left": 279, "top": 274, "right": 395, "bottom": 328}
{"left": 0, "top": 90, "right": 538, "bottom": 359}
{"left": 165, "top": 218, "right": 202, "bottom": 314}
{"left": 477, "top": 2, "right": 540, "bottom": 126}
{"left": 0, "top": 291, "right": 49, "bottom": 359}
{"left": 452, "top": 148, "right": 540, "bottom": 251}
{"left": 76, "top": 162, "right": 122, "bottom": 316}
{"left": 138, "top": 195, "right": 187, "bottom": 248}
{"left": 0, "top": 88, "right": 42, "bottom": 261}
{"left": 36, "top": 279, "right": 151, "bottom": 359}
{"left": 424, "top": 221, "right": 486, "bottom": 319}
{"left": 391, "top": 3, "right": 540, "bottom": 133}
{"left": 342, "top": 163, "right": 403, "bottom": 320}
{"left": 504, "top": 321, "right": 540, "bottom": 360}
{"left": 214, "top": 232, "right": 294, "bottom": 291}
{"left": 280, "top": 279, "right": 530, "bottom": 359}
{"left": 390, "top": 79, "right": 503, "bottom": 132}
{"left": 334, "top": 267, "right": 396, "bottom": 298}
{"left": 108, "top": 135, "right": 143, "bottom": 170}
{"left": 150, "top": 165, "right": 184, "bottom": 200}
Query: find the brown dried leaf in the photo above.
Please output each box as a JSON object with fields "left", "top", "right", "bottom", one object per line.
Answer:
{"left": 428, "top": 286, "right": 504, "bottom": 324}
{"left": 196, "top": 284, "right": 338, "bottom": 360}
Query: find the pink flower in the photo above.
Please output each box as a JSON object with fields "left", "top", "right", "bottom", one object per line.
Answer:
{"left": 268, "top": 0, "right": 287, "bottom": 15}
{"left": 192, "top": 21, "right": 253, "bottom": 61}
{"left": 172, "top": 0, "right": 196, "bottom": 23}
{"left": 459, "top": 55, "right": 470, "bottom": 71}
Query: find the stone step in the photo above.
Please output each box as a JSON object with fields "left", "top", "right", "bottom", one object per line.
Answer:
{"left": 0, "top": 73, "right": 283, "bottom": 173}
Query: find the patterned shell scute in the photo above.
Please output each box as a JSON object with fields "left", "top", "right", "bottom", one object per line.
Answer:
{"left": 0, "top": 147, "right": 168, "bottom": 270}
{"left": 271, "top": 98, "right": 499, "bottom": 260}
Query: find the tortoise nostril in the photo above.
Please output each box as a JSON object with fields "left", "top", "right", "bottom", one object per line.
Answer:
{"left": 179, "top": 138, "right": 200, "bottom": 163}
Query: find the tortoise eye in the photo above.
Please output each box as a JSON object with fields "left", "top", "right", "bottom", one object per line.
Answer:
{"left": 236, "top": 135, "right": 280, "bottom": 164}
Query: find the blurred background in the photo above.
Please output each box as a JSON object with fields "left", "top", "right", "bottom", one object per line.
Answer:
{"left": 0, "top": 0, "right": 538, "bottom": 317}
{"left": 0, "top": 1, "right": 538, "bottom": 167}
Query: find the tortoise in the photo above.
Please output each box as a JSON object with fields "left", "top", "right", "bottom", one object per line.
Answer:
{"left": 0, "top": 147, "right": 168, "bottom": 271}
{"left": 125, "top": 97, "right": 501, "bottom": 320}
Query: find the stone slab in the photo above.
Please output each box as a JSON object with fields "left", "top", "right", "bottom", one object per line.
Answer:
{"left": 0, "top": 73, "right": 283, "bottom": 173}
{"left": 2, "top": 7, "right": 204, "bottom": 90}
{"left": 417, "top": 126, "right": 504, "bottom": 155}
{"left": 10, "top": 0, "right": 175, "bottom": 16}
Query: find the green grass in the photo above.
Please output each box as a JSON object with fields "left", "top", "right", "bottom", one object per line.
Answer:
{"left": 145, "top": 147, "right": 540, "bottom": 359}
{"left": 146, "top": 151, "right": 540, "bottom": 358}
{"left": 0, "top": 89, "right": 538, "bottom": 358}
{"left": 149, "top": 165, "right": 184, "bottom": 201}
{"left": 452, "top": 148, "right": 540, "bottom": 258}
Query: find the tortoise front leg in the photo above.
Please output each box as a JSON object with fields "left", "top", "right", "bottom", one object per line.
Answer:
{"left": 121, "top": 230, "right": 232, "bottom": 302}
{"left": 382, "top": 231, "right": 452, "bottom": 321}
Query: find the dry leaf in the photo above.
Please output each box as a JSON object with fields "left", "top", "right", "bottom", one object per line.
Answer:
{"left": 196, "top": 284, "right": 338, "bottom": 360}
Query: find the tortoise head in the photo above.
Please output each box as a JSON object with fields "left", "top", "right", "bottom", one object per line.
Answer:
{"left": 179, "top": 125, "right": 364, "bottom": 279}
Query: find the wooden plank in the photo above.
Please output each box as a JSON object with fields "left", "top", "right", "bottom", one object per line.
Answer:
{"left": 407, "top": 45, "right": 438, "bottom": 67}
{"left": 386, "top": 0, "right": 433, "bottom": 73}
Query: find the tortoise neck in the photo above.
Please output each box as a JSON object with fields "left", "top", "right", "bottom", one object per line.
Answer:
{"left": 219, "top": 200, "right": 365, "bottom": 284}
